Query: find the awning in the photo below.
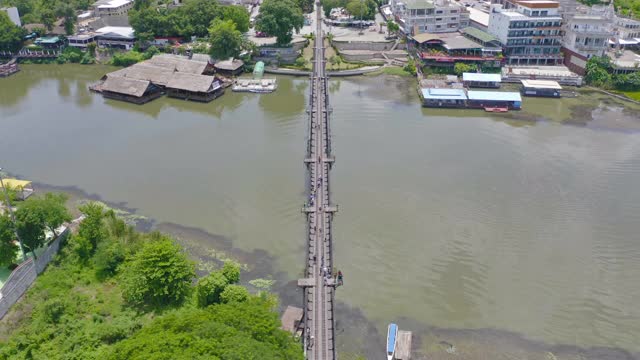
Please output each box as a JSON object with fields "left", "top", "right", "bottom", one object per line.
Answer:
{"left": 0, "top": 179, "right": 32, "bottom": 189}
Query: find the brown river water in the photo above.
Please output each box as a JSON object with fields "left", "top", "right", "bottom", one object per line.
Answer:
{"left": 1, "top": 64, "right": 640, "bottom": 359}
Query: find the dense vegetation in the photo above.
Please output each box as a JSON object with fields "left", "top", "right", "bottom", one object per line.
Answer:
{"left": 585, "top": 55, "right": 640, "bottom": 91}
{"left": 0, "top": 0, "right": 81, "bottom": 34}
{"left": 129, "top": 0, "right": 250, "bottom": 40}
{"left": 255, "top": 0, "right": 305, "bottom": 45}
{"left": 0, "top": 201, "right": 303, "bottom": 360}
{"left": 321, "top": 0, "right": 378, "bottom": 20}
{"left": 0, "top": 12, "right": 26, "bottom": 52}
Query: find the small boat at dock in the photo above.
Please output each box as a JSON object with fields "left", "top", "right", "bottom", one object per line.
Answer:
{"left": 387, "top": 323, "right": 398, "bottom": 360}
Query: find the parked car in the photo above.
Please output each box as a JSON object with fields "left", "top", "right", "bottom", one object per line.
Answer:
{"left": 256, "top": 31, "right": 270, "bottom": 37}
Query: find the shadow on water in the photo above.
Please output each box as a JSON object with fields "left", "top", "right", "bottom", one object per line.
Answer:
{"left": 32, "top": 182, "right": 640, "bottom": 360}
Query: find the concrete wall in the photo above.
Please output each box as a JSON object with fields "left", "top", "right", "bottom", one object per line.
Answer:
{"left": 332, "top": 39, "right": 399, "bottom": 51}
{"left": 0, "top": 228, "right": 69, "bottom": 320}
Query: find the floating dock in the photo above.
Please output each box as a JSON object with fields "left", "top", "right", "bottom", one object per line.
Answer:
{"left": 395, "top": 330, "right": 412, "bottom": 360}
{"left": 0, "top": 59, "right": 19, "bottom": 77}
{"left": 232, "top": 78, "right": 277, "bottom": 93}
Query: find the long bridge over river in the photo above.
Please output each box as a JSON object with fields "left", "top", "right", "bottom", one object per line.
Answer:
{"left": 298, "top": 3, "right": 338, "bottom": 359}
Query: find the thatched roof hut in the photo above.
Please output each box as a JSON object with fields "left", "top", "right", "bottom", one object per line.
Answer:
{"left": 107, "top": 64, "right": 173, "bottom": 87}
{"left": 165, "top": 73, "right": 224, "bottom": 102}
{"left": 101, "top": 76, "right": 162, "bottom": 104}
{"left": 147, "top": 54, "right": 208, "bottom": 75}
{"left": 214, "top": 58, "right": 244, "bottom": 76}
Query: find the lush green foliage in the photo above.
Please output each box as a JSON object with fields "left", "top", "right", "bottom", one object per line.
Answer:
{"left": 0, "top": 0, "right": 88, "bottom": 30}
{"left": 14, "top": 202, "right": 46, "bottom": 259}
{"left": 453, "top": 62, "right": 477, "bottom": 76}
{"left": 111, "top": 50, "right": 146, "bottom": 66}
{"left": 585, "top": 56, "right": 640, "bottom": 91}
{"left": 0, "top": 202, "right": 303, "bottom": 360}
{"left": 256, "top": 0, "right": 305, "bottom": 45}
{"left": 222, "top": 261, "right": 241, "bottom": 284}
{"left": 403, "top": 58, "right": 417, "bottom": 75}
{"left": 322, "top": 0, "right": 376, "bottom": 19}
{"left": 105, "top": 299, "right": 303, "bottom": 360}
{"left": 121, "top": 236, "right": 196, "bottom": 307}
{"left": 222, "top": 5, "right": 251, "bottom": 33}
{"left": 0, "top": 214, "right": 19, "bottom": 267}
{"left": 196, "top": 271, "right": 229, "bottom": 307}
{"left": 386, "top": 20, "right": 400, "bottom": 35}
{"left": 129, "top": 0, "right": 251, "bottom": 40}
{"left": 30, "top": 193, "right": 71, "bottom": 236}
{"left": 209, "top": 19, "right": 243, "bottom": 60}
{"left": 0, "top": 12, "right": 26, "bottom": 52}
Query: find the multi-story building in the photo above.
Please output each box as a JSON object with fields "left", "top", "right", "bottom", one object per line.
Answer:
{"left": 1, "top": 7, "right": 21, "bottom": 27}
{"left": 562, "top": 5, "right": 613, "bottom": 74}
{"left": 614, "top": 16, "right": 640, "bottom": 40}
{"left": 390, "top": 0, "right": 470, "bottom": 35}
{"left": 94, "top": 0, "right": 134, "bottom": 18}
{"left": 488, "top": 0, "right": 563, "bottom": 65}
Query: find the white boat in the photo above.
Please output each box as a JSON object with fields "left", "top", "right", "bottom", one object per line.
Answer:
{"left": 232, "top": 78, "right": 278, "bottom": 93}
{"left": 386, "top": 323, "right": 398, "bottom": 360}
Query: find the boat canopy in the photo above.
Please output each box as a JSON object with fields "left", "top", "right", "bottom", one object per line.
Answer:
{"left": 253, "top": 61, "right": 265, "bottom": 79}
{"left": 387, "top": 323, "right": 398, "bottom": 353}
{"left": 0, "top": 179, "right": 32, "bottom": 189}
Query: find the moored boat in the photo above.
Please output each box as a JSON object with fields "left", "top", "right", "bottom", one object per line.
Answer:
{"left": 387, "top": 323, "right": 398, "bottom": 360}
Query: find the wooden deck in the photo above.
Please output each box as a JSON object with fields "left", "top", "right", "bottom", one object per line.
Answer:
{"left": 395, "top": 330, "right": 412, "bottom": 360}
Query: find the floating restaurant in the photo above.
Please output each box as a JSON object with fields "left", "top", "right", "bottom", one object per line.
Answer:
{"left": 467, "top": 90, "right": 522, "bottom": 110}
{"left": 462, "top": 72, "right": 502, "bottom": 88}
{"left": 166, "top": 73, "right": 225, "bottom": 102}
{"left": 420, "top": 88, "right": 467, "bottom": 108}
{"left": 100, "top": 76, "right": 162, "bottom": 104}
{"left": 520, "top": 79, "right": 562, "bottom": 97}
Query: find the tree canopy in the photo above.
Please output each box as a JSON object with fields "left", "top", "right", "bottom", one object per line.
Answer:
{"left": 0, "top": 214, "right": 19, "bottom": 267}
{"left": 121, "top": 236, "right": 196, "bottom": 307}
{"left": 14, "top": 202, "right": 46, "bottom": 259}
{"left": 209, "top": 19, "right": 243, "bottom": 60}
{"left": 222, "top": 5, "right": 250, "bottom": 33}
{"left": 256, "top": 0, "right": 305, "bottom": 45}
{"left": 0, "top": 12, "right": 26, "bottom": 52}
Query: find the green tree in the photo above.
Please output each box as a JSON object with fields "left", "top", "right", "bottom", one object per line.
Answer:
{"left": 346, "top": 0, "right": 375, "bottom": 20}
{"left": 222, "top": 5, "right": 250, "bottom": 33}
{"left": 76, "top": 202, "right": 105, "bottom": 253}
{"left": 183, "top": 0, "right": 222, "bottom": 37}
{"left": 14, "top": 203, "right": 46, "bottom": 259}
{"left": 585, "top": 56, "right": 613, "bottom": 88}
{"left": 220, "top": 284, "right": 249, "bottom": 303}
{"left": 208, "top": 18, "right": 243, "bottom": 60}
{"left": 35, "top": 193, "right": 71, "bottom": 236}
{"left": 0, "top": 214, "right": 19, "bottom": 267}
{"left": 56, "top": 3, "right": 76, "bottom": 35}
{"left": 256, "top": 0, "right": 304, "bottom": 45}
{"left": 196, "top": 270, "right": 229, "bottom": 307}
{"left": 121, "top": 237, "right": 195, "bottom": 307}
{"left": 94, "top": 240, "right": 126, "bottom": 280}
{"left": 453, "top": 62, "right": 476, "bottom": 76}
{"left": 386, "top": 20, "right": 399, "bottom": 35}
{"left": 41, "top": 8, "right": 56, "bottom": 31}
{"left": 0, "top": 12, "right": 26, "bottom": 52}
{"left": 221, "top": 260, "right": 241, "bottom": 284}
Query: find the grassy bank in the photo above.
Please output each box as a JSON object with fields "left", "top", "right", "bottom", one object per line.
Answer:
{"left": 0, "top": 202, "right": 302, "bottom": 360}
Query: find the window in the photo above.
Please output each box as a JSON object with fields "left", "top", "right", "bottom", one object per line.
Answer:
{"left": 436, "top": 25, "right": 442, "bottom": 28}
{"left": 451, "top": 17, "right": 457, "bottom": 20}
{"left": 436, "top": 18, "right": 442, "bottom": 21}
{"left": 451, "top": 9, "right": 458, "bottom": 13}
{"left": 540, "top": 10, "right": 547, "bottom": 16}
{"left": 532, "top": 10, "right": 539, "bottom": 16}
{"left": 436, "top": 10, "right": 443, "bottom": 14}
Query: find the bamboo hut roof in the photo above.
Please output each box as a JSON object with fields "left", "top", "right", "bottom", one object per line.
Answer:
{"left": 102, "top": 76, "right": 151, "bottom": 97}
{"left": 108, "top": 64, "right": 173, "bottom": 86}
{"left": 147, "top": 54, "right": 207, "bottom": 74}
{"left": 214, "top": 59, "right": 244, "bottom": 71}
{"left": 166, "top": 73, "right": 221, "bottom": 93}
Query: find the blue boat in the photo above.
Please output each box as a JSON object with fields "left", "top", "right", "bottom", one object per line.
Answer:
{"left": 386, "top": 323, "right": 398, "bottom": 360}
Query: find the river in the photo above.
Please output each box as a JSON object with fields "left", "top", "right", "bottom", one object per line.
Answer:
{"left": 1, "top": 65, "right": 639, "bottom": 359}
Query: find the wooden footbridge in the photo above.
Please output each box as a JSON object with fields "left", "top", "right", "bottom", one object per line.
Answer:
{"left": 298, "top": 4, "right": 338, "bottom": 360}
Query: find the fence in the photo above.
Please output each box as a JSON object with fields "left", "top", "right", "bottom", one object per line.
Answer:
{"left": 0, "top": 228, "right": 69, "bottom": 320}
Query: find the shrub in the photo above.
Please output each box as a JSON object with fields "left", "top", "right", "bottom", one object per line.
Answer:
{"left": 94, "top": 240, "right": 126, "bottom": 280}
{"left": 220, "top": 284, "right": 249, "bottom": 303}
{"left": 196, "top": 271, "right": 229, "bottom": 307}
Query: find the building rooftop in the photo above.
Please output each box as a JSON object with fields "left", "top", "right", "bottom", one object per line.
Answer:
{"left": 467, "top": 90, "right": 522, "bottom": 101}
{"left": 404, "top": 0, "right": 436, "bottom": 10}
{"left": 147, "top": 54, "right": 208, "bottom": 75}
{"left": 516, "top": 0, "right": 559, "bottom": 8}
{"left": 215, "top": 59, "right": 244, "bottom": 71}
{"left": 166, "top": 73, "right": 221, "bottom": 92}
{"left": 607, "top": 49, "right": 640, "bottom": 69}
{"left": 413, "top": 32, "right": 483, "bottom": 50}
{"left": 108, "top": 64, "right": 174, "bottom": 86}
{"left": 95, "top": 26, "right": 134, "bottom": 39}
{"left": 102, "top": 76, "right": 151, "bottom": 97}
{"left": 463, "top": 72, "right": 502, "bottom": 82}
{"left": 97, "top": 0, "right": 132, "bottom": 8}
{"left": 520, "top": 79, "right": 562, "bottom": 89}
{"left": 421, "top": 88, "right": 467, "bottom": 100}
{"left": 34, "top": 37, "right": 62, "bottom": 44}
{"left": 462, "top": 26, "right": 498, "bottom": 43}
{"left": 468, "top": 8, "right": 489, "bottom": 27}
